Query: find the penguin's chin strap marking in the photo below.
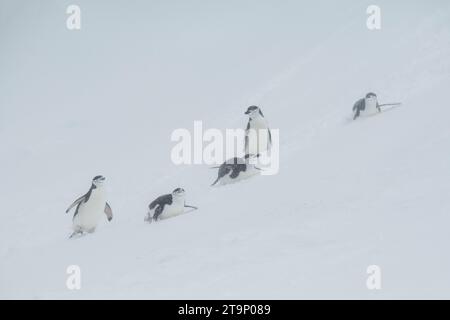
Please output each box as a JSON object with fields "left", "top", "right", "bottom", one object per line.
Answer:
{"left": 184, "top": 205, "right": 198, "bottom": 210}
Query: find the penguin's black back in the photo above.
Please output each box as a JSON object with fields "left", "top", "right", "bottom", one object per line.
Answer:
{"left": 149, "top": 194, "right": 173, "bottom": 210}
{"left": 353, "top": 98, "right": 366, "bottom": 111}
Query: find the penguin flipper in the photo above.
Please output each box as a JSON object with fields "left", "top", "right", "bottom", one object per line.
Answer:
{"left": 153, "top": 205, "right": 164, "bottom": 221}
{"left": 66, "top": 194, "right": 86, "bottom": 213}
{"left": 211, "top": 177, "right": 221, "bottom": 186}
{"left": 104, "top": 202, "right": 113, "bottom": 221}
{"left": 244, "top": 121, "right": 250, "bottom": 154}
{"left": 229, "top": 170, "right": 240, "bottom": 179}
{"left": 244, "top": 134, "right": 249, "bottom": 154}
{"left": 211, "top": 164, "right": 233, "bottom": 186}
{"left": 268, "top": 128, "right": 272, "bottom": 147}
{"left": 149, "top": 194, "right": 172, "bottom": 210}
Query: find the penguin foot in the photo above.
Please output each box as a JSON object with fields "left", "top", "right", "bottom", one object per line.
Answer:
{"left": 69, "top": 231, "right": 84, "bottom": 239}
{"left": 144, "top": 214, "right": 153, "bottom": 223}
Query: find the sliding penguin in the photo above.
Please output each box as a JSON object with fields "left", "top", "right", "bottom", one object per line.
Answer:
{"left": 146, "top": 188, "right": 197, "bottom": 222}
{"left": 352, "top": 92, "right": 381, "bottom": 120}
{"left": 211, "top": 156, "right": 260, "bottom": 186}
{"left": 65, "top": 175, "right": 113, "bottom": 238}
{"left": 244, "top": 106, "right": 272, "bottom": 156}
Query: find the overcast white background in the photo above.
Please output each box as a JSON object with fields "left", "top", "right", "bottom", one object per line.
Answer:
{"left": 1, "top": 0, "right": 449, "bottom": 299}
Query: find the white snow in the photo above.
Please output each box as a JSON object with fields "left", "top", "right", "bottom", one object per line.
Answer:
{"left": 1, "top": 0, "right": 450, "bottom": 299}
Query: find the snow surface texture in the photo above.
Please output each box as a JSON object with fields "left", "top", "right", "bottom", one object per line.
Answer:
{"left": 1, "top": 0, "right": 450, "bottom": 299}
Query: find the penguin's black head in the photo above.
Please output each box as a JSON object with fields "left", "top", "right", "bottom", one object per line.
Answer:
{"left": 245, "top": 105, "right": 264, "bottom": 117}
{"left": 92, "top": 175, "right": 106, "bottom": 187}
{"left": 366, "top": 92, "right": 377, "bottom": 99}
{"left": 172, "top": 188, "right": 185, "bottom": 197}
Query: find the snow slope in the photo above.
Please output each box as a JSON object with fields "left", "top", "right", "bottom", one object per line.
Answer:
{"left": 1, "top": 0, "right": 450, "bottom": 299}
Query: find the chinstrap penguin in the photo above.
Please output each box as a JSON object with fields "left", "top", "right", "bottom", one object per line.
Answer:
{"left": 146, "top": 188, "right": 197, "bottom": 222}
{"left": 244, "top": 106, "right": 272, "bottom": 156}
{"left": 65, "top": 175, "right": 113, "bottom": 238}
{"left": 211, "top": 155, "right": 260, "bottom": 186}
{"left": 352, "top": 92, "right": 381, "bottom": 120}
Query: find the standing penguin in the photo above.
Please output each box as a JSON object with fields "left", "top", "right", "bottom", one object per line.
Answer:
{"left": 211, "top": 155, "right": 260, "bottom": 186}
{"left": 244, "top": 106, "right": 272, "bottom": 156}
{"left": 65, "top": 175, "right": 113, "bottom": 238}
{"left": 352, "top": 92, "right": 381, "bottom": 120}
{"left": 146, "top": 188, "right": 197, "bottom": 222}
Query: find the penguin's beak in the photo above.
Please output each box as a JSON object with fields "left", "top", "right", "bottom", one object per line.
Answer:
{"left": 245, "top": 110, "right": 250, "bottom": 115}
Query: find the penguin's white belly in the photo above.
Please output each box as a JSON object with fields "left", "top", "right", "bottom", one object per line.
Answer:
{"left": 73, "top": 195, "right": 105, "bottom": 231}
{"left": 158, "top": 202, "right": 185, "bottom": 220}
{"left": 246, "top": 120, "right": 271, "bottom": 155}
{"left": 362, "top": 98, "right": 378, "bottom": 116}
